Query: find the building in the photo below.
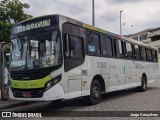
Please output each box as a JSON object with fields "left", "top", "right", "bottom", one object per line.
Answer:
{"left": 126, "top": 27, "right": 160, "bottom": 63}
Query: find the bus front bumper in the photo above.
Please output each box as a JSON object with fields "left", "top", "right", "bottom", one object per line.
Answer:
{"left": 9, "top": 84, "right": 64, "bottom": 101}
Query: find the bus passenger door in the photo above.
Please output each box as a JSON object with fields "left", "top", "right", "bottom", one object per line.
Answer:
{"left": 109, "top": 59, "right": 122, "bottom": 91}
{"left": 134, "top": 45, "right": 141, "bottom": 86}
{"left": 125, "top": 42, "right": 137, "bottom": 88}
{"left": 116, "top": 40, "right": 126, "bottom": 90}
{"left": 64, "top": 31, "right": 84, "bottom": 98}
{"left": 108, "top": 38, "right": 121, "bottom": 91}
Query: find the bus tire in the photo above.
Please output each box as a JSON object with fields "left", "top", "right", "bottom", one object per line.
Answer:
{"left": 88, "top": 80, "right": 102, "bottom": 105}
{"left": 138, "top": 75, "right": 147, "bottom": 92}
{"left": 51, "top": 99, "right": 62, "bottom": 104}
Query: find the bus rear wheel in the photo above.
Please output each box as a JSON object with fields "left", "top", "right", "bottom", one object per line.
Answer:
{"left": 88, "top": 80, "right": 102, "bottom": 105}
{"left": 138, "top": 75, "right": 147, "bottom": 92}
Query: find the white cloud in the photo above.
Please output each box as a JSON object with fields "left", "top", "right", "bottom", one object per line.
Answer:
{"left": 20, "top": 0, "right": 160, "bottom": 35}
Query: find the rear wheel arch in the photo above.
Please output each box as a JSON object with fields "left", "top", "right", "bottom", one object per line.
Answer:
{"left": 86, "top": 75, "right": 105, "bottom": 105}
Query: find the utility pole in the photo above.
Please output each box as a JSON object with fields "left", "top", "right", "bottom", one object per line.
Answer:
{"left": 120, "top": 10, "right": 123, "bottom": 36}
{"left": 92, "top": 0, "right": 95, "bottom": 26}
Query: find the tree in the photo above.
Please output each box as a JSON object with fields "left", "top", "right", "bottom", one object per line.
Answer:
{"left": 0, "top": 0, "right": 32, "bottom": 42}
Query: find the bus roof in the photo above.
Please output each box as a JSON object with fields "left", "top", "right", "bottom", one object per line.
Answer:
{"left": 13, "top": 14, "right": 157, "bottom": 50}
{"left": 13, "top": 14, "right": 59, "bottom": 27}
{"left": 64, "top": 15, "right": 157, "bottom": 50}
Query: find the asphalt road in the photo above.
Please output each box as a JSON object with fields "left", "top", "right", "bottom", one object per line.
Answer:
{"left": 1, "top": 80, "right": 160, "bottom": 120}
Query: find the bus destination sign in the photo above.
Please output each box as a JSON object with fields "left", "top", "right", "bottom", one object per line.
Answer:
{"left": 15, "top": 19, "right": 51, "bottom": 33}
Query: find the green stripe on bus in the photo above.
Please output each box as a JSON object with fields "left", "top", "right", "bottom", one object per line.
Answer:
{"left": 11, "top": 75, "right": 52, "bottom": 89}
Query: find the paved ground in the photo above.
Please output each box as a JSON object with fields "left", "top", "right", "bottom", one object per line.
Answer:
{"left": 0, "top": 89, "right": 30, "bottom": 110}
{"left": 1, "top": 80, "right": 160, "bottom": 120}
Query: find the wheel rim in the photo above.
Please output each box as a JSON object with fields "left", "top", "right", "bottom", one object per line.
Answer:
{"left": 92, "top": 85, "right": 100, "bottom": 98}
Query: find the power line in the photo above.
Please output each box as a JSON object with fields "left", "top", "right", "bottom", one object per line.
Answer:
{"left": 53, "top": 0, "right": 91, "bottom": 14}
{"left": 53, "top": 0, "right": 147, "bottom": 30}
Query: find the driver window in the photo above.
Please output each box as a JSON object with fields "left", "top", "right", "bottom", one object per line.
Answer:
{"left": 70, "top": 35, "right": 83, "bottom": 59}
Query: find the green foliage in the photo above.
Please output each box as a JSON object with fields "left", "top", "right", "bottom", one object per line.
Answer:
{"left": 0, "top": 0, "right": 32, "bottom": 42}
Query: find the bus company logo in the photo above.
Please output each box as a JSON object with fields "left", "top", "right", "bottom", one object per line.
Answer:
{"left": 2, "top": 112, "right": 11, "bottom": 117}
{"left": 2, "top": 112, "right": 42, "bottom": 118}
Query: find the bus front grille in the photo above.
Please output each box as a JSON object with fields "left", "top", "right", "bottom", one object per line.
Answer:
{"left": 12, "top": 89, "right": 44, "bottom": 98}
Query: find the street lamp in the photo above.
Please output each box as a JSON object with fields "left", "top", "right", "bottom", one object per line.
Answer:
{"left": 120, "top": 10, "right": 123, "bottom": 36}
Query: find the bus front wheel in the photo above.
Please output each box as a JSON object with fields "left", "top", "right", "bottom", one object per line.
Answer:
{"left": 87, "top": 80, "right": 102, "bottom": 105}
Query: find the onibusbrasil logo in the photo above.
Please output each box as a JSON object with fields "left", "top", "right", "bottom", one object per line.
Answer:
{"left": 1, "top": 112, "right": 42, "bottom": 118}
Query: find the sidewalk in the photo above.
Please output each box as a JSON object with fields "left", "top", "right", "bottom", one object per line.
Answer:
{"left": 0, "top": 90, "right": 29, "bottom": 110}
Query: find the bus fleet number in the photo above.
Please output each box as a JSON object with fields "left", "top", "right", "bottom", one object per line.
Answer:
{"left": 97, "top": 62, "right": 107, "bottom": 68}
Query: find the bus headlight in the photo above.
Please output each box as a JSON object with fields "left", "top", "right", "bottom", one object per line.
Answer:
{"left": 46, "top": 81, "right": 52, "bottom": 88}
{"left": 45, "top": 75, "right": 62, "bottom": 90}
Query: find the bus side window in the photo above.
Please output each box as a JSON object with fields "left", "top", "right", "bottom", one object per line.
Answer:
{"left": 126, "top": 42, "right": 132, "bottom": 59}
{"left": 112, "top": 39, "right": 117, "bottom": 58}
{"left": 87, "top": 31, "right": 96, "bottom": 55}
{"left": 150, "top": 50, "right": 153, "bottom": 62}
{"left": 151, "top": 49, "right": 153, "bottom": 62}
{"left": 145, "top": 48, "right": 148, "bottom": 61}
{"left": 106, "top": 36, "right": 113, "bottom": 57}
{"left": 139, "top": 46, "right": 142, "bottom": 60}
{"left": 140, "top": 46, "right": 143, "bottom": 61}
{"left": 147, "top": 49, "right": 152, "bottom": 62}
{"left": 101, "top": 36, "right": 112, "bottom": 57}
{"left": 117, "top": 39, "right": 124, "bottom": 59}
{"left": 87, "top": 31, "right": 100, "bottom": 56}
{"left": 70, "top": 35, "right": 83, "bottom": 59}
{"left": 121, "top": 41, "right": 126, "bottom": 58}
{"left": 141, "top": 47, "right": 147, "bottom": 61}
{"left": 101, "top": 35, "right": 108, "bottom": 57}
{"left": 156, "top": 51, "right": 158, "bottom": 62}
{"left": 134, "top": 44, "right": 140, "bottom": 60}
{"left": 152, "top": 50, "right": 157, "bottom": 62}
{"left": 132, "top": 44, "right": 135, "bottom": 60}
{"left": 93, "top": 33, "right": 101, "bottom": 56}
{"left": 87, "top": 31, "right": 94, "bottom": 55}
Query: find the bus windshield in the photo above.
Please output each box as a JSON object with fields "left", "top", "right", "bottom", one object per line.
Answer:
{"left": 11, "top": 31, "right": 61, "bottom": 70}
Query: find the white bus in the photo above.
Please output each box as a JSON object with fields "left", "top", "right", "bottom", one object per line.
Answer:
{"left": 9, "top": 14, "right": 159, "bottom": 105}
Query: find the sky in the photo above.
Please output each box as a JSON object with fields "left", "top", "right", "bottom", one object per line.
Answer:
{"left": 20, "top": 0, "right": 160, "bottom": 35}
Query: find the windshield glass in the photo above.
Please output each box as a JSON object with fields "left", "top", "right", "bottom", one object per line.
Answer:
{"left": 11, "top": 31, "right": 61, "bottom": 70}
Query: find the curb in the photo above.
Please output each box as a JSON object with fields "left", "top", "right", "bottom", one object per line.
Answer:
{"left": 0, "top": 101, "right": 30, "bottom": 110}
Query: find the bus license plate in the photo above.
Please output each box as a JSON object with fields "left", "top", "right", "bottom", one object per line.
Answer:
{"left": 22, "top": 92, "right": 31, "bottom": 98}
